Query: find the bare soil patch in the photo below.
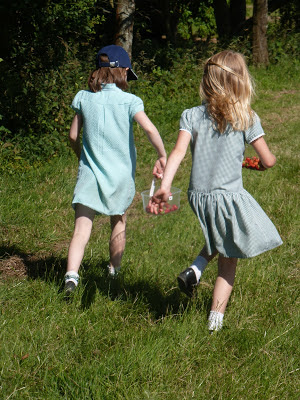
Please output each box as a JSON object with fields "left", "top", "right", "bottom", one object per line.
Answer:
{"left": 0, "top": 255, "right": 27, "bottom": 280}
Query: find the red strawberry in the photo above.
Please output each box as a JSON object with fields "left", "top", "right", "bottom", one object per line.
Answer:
{"left": 243, "top": 156, "right": 262, "bottom": 170}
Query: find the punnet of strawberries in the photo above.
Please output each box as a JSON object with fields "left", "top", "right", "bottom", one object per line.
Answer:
{"left": 242, "top": 156, "right": 264, "bottom": 170}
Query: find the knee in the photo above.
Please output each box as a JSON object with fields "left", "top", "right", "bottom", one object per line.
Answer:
{"left": 72, "top": 230, "right": 91, "bottom": 246}
{"left": 110, "top": 214, "right": 126, "bottom": 230}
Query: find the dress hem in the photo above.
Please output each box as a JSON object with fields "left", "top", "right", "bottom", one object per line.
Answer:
{"left": 72, "top": 201, "right": 126, "bottom": 216}
{"left": 208, "top": 240, "right": 283, "bottom": 259}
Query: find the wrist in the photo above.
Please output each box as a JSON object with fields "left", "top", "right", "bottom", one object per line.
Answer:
{"left": 157, "top": 153, "right": 167, "bottom": 159}
{"left": 160, "top": 182, "right": 171, "bottom": 192}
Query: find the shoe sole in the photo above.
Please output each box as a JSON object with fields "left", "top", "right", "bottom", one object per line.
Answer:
{"left": 64, "top": 282, "right": 76, "bottom": 298}
{"left": 177, "top": 276, "right": 194, "bottom": 297}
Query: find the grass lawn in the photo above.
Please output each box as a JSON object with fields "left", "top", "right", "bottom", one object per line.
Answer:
{"left": 0, "top": 59, "right": 299, "bottom": 399}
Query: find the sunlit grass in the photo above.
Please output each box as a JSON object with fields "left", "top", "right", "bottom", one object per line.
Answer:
{"left": 0, "top": 59, "right": 299, "bottom": 399}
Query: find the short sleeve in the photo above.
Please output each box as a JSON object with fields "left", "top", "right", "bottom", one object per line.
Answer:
{"left": 179, "top": 109, "right": 193, "bottom": 135}
{"left": 244, "top": 113, "right": 265, "bottom": 144}
{"left": 130, "top": 95, "right": 144, "bottom": 118}
{"left": 70, "top": 91, "right": 84, "bottom": 114}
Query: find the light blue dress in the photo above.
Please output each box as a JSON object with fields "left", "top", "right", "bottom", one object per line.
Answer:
{"left": 180, "top": 105, "right": 282, "bottom": 258}
{"left": 71, "top": 84, "right": 144, "bottom": 215}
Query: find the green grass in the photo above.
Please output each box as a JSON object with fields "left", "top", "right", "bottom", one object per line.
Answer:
{"left": 0, "top": 59, "right": 299, "bottom": 399}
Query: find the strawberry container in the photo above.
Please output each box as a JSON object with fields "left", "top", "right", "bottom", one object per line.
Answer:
{"left": 141, "top": 184, "right": 181, "bottom": 215}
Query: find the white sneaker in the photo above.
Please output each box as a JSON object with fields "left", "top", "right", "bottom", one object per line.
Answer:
{"left": 64, "top": 272, "right": 79, "bottom": 296}
{"left": 208, "top": 311, "right": 224, "bottom": 332}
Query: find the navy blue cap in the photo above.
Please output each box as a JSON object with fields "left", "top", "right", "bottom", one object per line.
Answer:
{"left": 96, "top": 45, "right": 138, "bottom": 81}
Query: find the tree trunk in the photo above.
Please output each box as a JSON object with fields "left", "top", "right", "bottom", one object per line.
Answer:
{"left": 230, "top": 0, "right": 246, "bottom": 33}
{"left": 213, "top": 0, "right": 231, "bottom": 38}
{"left": 161, "top": 0, "right": 176, "bottom": 42}
{"left": 115, "top": 0, "right": 135, "bottom": 59}
{"left": 233, "top": 0, "right": 288, "bottom": 37}
{"left": 253, "top": 0, "right": 269, "bottom": 66}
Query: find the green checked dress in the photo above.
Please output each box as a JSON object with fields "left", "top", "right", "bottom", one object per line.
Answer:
{"left": 71, "top": 84, "right": 144, "bottom": 215}
{"left": 180, "top": 105, "right": 282, "bottom": 258}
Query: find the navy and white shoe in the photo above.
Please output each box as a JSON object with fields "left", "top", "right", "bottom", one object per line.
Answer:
{"left": 177, "top": 268, "right": 198, "bottom": 297}
{"left": 64, "top": 272, "right": 79, "bottom": 297}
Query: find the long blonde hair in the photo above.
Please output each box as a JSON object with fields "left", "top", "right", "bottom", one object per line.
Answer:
{"left": 200, "top": 50, "right": 255, "bottom": 133}
{"left": 88, "top": 54, "right": 128, "bottom": 92}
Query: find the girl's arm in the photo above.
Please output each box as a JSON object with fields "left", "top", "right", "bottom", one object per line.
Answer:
{"left": 134, "top": 111, "right": 167, "bottom": 177}
{"left": 69, "top": 113, "right": 83, "bottom": 161}
{"left": 150, "top": 130, "right": 191, "bottom": 213}
{"left": 251, "top": 136, "right": 276, "bottom": 169}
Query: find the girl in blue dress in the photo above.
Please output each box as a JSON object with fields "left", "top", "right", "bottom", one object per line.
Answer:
{"left": 65, "top": 45, "right": 166, "bottom": 294}
{"left": 150, "top": 50, "right": 282, "bottom": 332}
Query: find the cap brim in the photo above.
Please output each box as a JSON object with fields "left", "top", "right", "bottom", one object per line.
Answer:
{"left": 127, "top": 68, "right": 138, "bottom": 81}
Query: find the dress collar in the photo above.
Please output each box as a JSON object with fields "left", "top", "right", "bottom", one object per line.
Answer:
{"left": 101, "top": 83, "right": 117, "bottom": 90}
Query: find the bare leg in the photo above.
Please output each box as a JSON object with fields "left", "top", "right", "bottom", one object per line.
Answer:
{"left": 109, "top": 214, "right": 126, "bottom": 270}
{"left": 211, "top": 255, "right": 237, "bottom": 314}
{"left": 67, "top": 204, "right": 96, "bottom": 274}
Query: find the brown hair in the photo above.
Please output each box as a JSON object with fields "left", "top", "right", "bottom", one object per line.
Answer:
{"left": 88, "top": 54, "right": 128, "bottom": 92}
{"left": 200, "top": 50, "right": 255, "bottom": 133}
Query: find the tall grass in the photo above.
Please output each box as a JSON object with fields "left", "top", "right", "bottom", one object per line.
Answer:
{"left": 0, "top": 58, "right": 299, "bottom": 399}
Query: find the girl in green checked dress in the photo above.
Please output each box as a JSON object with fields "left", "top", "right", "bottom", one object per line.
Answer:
{"left": 150, "top": 50, "right": 282, "bottom": 332}
{"left": 64, "top": 45, "right": 166, "bottom": 294}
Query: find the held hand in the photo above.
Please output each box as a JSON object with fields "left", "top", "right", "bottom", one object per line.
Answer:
{"left": 148, "top": 188, "right": 169, "bottom": 214}
{"left": 152, "top": 156, "right": 167, "bottom": 179}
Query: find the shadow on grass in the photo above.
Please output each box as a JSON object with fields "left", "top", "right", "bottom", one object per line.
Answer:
{"left": 80, "top": 261, "right": 194, "bottom": 318}
{"left": 80, "top": 261, "right": 213, "bottom": 319}
{"left": 0, "top": 245, "right": 210, "bottom": 319}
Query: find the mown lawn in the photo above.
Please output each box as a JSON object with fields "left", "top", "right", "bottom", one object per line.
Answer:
{"left": 0, "top": 59, "right": 299, "bottom": 399}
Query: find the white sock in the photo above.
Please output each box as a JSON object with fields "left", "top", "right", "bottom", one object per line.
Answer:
{"left": 208, "top": 311, "right": 224, "bottom": 331}
{"left": 65, "top": 271, "right": 79, "bottom": 286}
{"left": 108, "top": 265, "right": 121, "bottom": 276}
{"left": 190, "top": 256, "right": 208, "bottom": 282}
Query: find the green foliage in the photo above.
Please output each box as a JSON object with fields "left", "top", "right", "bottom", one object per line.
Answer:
{"left": 0, "top": 0, "right": 300, "bottom": 174}
{"left": 177, "top": 1, "right": 216, "bottom": 40}
{"left": 0, "top": 56, "right": 89, "bottom": 173}
{"left": 4, "top": 0, "right": 101, "bottom": 64}
{"left": 267, "top": 7, "right": 300, "bottom": 63}
{"left": 268, "top": 30, "right": 300, "bottom": 64}
{"left": 265, "top": 2, "right": 300, "bottom": 64}
{"left": 0, "top": 0, "right": 107, "bottom": 170}
{"left": 277, "top": 1, "right": 300, "bottom": 32}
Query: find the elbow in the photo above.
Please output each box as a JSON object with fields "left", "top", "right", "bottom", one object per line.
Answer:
{"left": 69, "top": 133, "right": 77, "bottom": 145}
{"left": 262, "top": 155, "right": 276, "bottom": 169}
